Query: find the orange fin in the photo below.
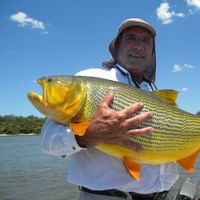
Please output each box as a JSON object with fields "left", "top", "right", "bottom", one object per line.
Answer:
{"left": 70, "top": 121, "right": 89, "bottom": 136}
{"left": 123, "top": 157, "right": 141, "bottom": 180}
{"left": 177, "top": 150, "right": 200, "bottom": 173}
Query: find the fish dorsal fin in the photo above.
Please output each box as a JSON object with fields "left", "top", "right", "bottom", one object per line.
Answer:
{"left": 70, "top": 121, "right": 89, "bottom": 136}
{"left": 177, "top": 150, "right": 200, "bottom": 173}
{"left": 123, "top": 156, "right": 141, "bottom": 180}
{"left": 152, "top": 90, "right": 179, "bottom": 106}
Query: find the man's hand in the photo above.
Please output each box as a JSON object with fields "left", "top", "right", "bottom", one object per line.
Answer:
{"left": 76, "top": 91, "right": 154, "bottom": 151}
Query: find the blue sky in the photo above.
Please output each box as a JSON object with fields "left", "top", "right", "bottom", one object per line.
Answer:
{"left": 1, "top": 0, "right": 200, "bottom": 117}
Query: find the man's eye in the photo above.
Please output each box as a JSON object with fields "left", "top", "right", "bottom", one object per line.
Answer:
{"left": 127, "top": 36, "right": 136, "bottom": 41}
{"left": 143, "top": 38, "right": 151, "bottom": 44}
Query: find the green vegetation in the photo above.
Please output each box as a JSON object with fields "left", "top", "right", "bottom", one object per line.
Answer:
{"left": 196, "top": 111, "right": 200, "bottom": 116}
{"left": 1, "top": 111, "right": 200, "bottom": 135}
{"left": 0, "top": 115, "right": 45, "bottom": 135}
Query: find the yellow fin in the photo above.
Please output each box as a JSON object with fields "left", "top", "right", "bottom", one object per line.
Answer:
{"left": 177, "top": 150, "right": 200, "bottom": 173}
{"left": 152, "top": 90, "right": 179, "bottom": 106}
{"left": 123, "top": 157, "right": 141, "bottom": 180}
{"left": 70, "top": 121, "right": 89, "bottom": 136}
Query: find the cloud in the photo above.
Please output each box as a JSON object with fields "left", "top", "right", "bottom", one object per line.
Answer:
{"left": 156, "top": 1, "right": 200, "bottom": 24}
{"left": 186, "top": 0, "right": 200, "bottom": 9}
{"left": 10, "top": 12, "right": 48, "bottom": 34}
{"left": 156, "top": 2, "right": 184, "bottom": 24}
{"left": 172, "top": 63, "right": 194, "bottom": 72}
{"left": 186, "top": 0, "right": 200, "bottom": 14}
{"left": 184, "top": 63, "right": 194, "bottom": 69}
{"left": 181, "top": 87, "right": 188, "bottom": 91}
{"left": 173, "top": 64, "right": 182, "bottom": 72}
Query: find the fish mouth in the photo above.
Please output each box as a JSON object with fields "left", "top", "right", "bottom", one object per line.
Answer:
{"left": 27, "top": 84, "right": 47, "bottom": 115}
{"left": 28, "top": 78, "right": 70, "bottom": 108}
{"left": 27, "top": 78, "right": 49, "bottom": 107}
{"left": 27, "top": 91, "right": 43, "bottom": 104}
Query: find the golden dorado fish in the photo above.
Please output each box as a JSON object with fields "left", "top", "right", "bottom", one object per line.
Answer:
{"left": 28, "top": 76, "right": 200, "bottom": 180}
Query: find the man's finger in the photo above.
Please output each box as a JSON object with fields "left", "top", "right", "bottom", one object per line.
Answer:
{"left": 125, "top": 112, "right": 154, "bottom": 128}
{"left": 126, "top": 127, "right": 153, "bottom": 137}
{"left": 121, "top": 103, "right": 144, "bottom": 119}
{"left": 100, "top": 91, "right": 114, "bottom": 108}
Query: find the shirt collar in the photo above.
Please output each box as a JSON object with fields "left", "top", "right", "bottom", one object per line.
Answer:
{"left": 115, "top": 64, "right": 129, "bottom": 76}
{"left": 115, "top": 64, "right": 141, "bottom": 87}
{"left": 114, "top": 64, "right": 157, "bottom": 91}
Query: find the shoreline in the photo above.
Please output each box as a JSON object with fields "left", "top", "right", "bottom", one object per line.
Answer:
{"left": 0, "top": 133, "right": 38, "bottom": 137}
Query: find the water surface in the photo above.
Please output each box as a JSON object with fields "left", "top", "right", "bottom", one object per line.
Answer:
{"left": 0, "top": 136, "right": 79, "bottom": 200}
{"left": 0, "top": 135, "right": 199, "bottom": 200}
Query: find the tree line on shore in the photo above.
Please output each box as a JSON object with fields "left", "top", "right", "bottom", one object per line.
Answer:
{"left": 0, "top": 115, "right": 46, "bottom": 135}
{"left": 0, "top": 111, "right": 200, "bottom": 135}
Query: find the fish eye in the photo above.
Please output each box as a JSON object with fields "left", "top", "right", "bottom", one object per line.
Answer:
{"left": 47, "top": 78, "right": 52, "bottom": 83}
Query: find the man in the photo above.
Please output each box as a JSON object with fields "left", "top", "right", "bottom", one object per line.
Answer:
{"left": 41, "top": 18, "right": 178, "bottom": 200}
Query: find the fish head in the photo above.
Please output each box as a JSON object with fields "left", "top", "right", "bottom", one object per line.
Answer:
{"left": 27, "top": 76, "right": 86, "bottom": 124}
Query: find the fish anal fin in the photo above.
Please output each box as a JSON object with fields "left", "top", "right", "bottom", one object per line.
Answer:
{"left": 70, "top": 121, "right": 89, "bottom": 136}
{"left": 123, "top": 157, "right": 141, "bottom": 180}
{"left": 177, "top": 150, "right": 200, "bottom": 173}
{"left": 152, "top": 90, "right": 179, "bottom": 106}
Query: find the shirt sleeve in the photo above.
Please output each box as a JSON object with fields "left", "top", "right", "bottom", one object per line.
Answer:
{"left": 40, "top": 120, "right": 85, "bottom": 157}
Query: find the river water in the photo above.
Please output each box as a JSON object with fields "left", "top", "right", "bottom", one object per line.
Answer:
{"left": 0, "top": 135, "right": 200, "bottom": 200}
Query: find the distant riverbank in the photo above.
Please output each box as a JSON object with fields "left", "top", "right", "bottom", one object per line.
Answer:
{"left": 0, "top": 115, "right": 45, "bottom": 136}
{"left": 0, "top": 133, "right": 38, "bottom": 136}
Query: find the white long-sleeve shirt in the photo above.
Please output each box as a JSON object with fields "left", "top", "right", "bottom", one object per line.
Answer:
{"left": 40, "top": 66, "right": 179, "bottom": 194}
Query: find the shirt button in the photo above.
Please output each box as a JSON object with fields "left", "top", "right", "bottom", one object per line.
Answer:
{"left": 72, "top": 146, "right": 76, "bottom": 150}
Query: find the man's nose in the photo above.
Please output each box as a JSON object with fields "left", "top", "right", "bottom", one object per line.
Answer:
{"left": 132, "top": 39, "right": 145, "bottom": 51}
{"left": 134, "top": 38, "right": 145, "bottom": 47}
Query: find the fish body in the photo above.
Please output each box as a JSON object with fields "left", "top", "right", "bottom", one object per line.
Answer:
{"left": 28, "top": 76, "right": 200, "bottom": 179}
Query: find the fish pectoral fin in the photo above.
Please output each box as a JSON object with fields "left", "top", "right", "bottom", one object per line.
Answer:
{"left": 177, "top": 150, "right": 200, "bottom": 173}
{"left": 70, "top": 121, "right": 89, "bottom": 136}
{"left": 152, "top": 90, "right": 179, "bottom": 106}
{"left": 123, "top": 157, "right": 141, "bottom": 180}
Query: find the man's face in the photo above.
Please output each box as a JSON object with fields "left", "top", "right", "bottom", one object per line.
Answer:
{"left": 116, "top": 27, "right": 154, "bottom": 77}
